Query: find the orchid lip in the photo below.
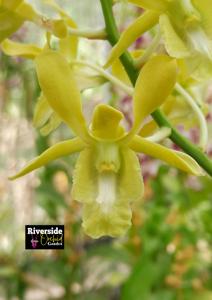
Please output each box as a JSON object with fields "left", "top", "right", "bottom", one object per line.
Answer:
{"left": 88, "top": 125, "right": 127, "bottom": 142}
{"left": 96, "top": 171, "right": 116, "bottom": 214}
{"left": 95, "top": 142, "right": 121, "bottom": 173}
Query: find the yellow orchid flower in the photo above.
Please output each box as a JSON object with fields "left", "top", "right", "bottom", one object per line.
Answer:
{"left": 44, "top": 0, "right": 78, "bottom": 60}
{"left": 0, "top": 0, "right": 72, "bottom": 44}
{"left": 140, "top": 79, "right": 209, "bottom": 150}
{"left": 140, "top": 76, "right": 209, "bottom": 128}
{"left": 0, "top": 39, "right": 62, "bottom": 136}
{"left": 0, "top": 0, "right": 24, "bottom": 42}
{"left": 110, "top": 50, "right": 206, "bottom": 142}
{"left": 0, "top": 0, "right": 42, "bottom": 42}
{"left": 1, "top": 38, "right": 107, "bottom": 136}
{"left": 107, "top": 0, "right": 212, "bottom": 80}
{"left": 9, "top": 51, "right": 203, "bottom": 238}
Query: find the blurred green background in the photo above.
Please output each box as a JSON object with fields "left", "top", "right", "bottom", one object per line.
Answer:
{"left": 0, "top": 1, "right": 211, "bottom": 299}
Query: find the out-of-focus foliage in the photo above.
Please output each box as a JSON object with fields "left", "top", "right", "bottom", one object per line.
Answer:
{"left": 0, "top": 1, "right": 211, "bottom": 299}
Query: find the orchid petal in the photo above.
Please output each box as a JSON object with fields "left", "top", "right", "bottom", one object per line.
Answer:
{"left": 139, "top": 120, "right": 158, "bottom": 137}
{"left": 40, "top": 113, "right": 61, "bottom": 136}
{"left": 33, "top": 94, "right": 53, "bottom": 128}
{"left": 159, "top": 14, "right": 190, "bottom": 58}
{"left": 44, "top": 0, "right": 78, "bottom": 58}
{"left": 112, "top": 56, "right": 132, "bottom": 86}
{"left": 91, "top": 104, "right": 125, "bottom": 140}
{"left": 186, "top": 54, "right": 212, "bottom": 81}
{"left": 71, "top": 148, "right": 96, "bottom": 204}
{"left": 104, "top": 11, "right": 159, "bottom": 68}
{"left": 1, "top": 39, "right": 41, "bottom": 59}
{"left": 119, "top": 148, "right": 144, "bottom": 203}
{"left": 52, "top": 19, "right": 67, "bottom": 38}
{"left": 0, "top": 7, "right": 23, "bottom": 42}
{"left": 129, "top": 135, "right": 204, "bottom": 175}
{"left": 9, "top": 138, "right": 86, "bottom": 180}
{"left": 1, "top": 0, "right": 23, "bottom": 9}
{"left": 35, "top": 50, "right": 90, "bottom": 142}
{"left": 82, "top": 200, "right": 132, "bottom": 238}
{"left": 33, "top": 94, "right": 61, "bottom": 135}
{"left": 193, "top": 0, "right": 212, "bottom": 38}
{"left": 130, "top": 55, "right": 177, "bottom": 136}
{"left": 139, "top": 95, "right": 175, "bottom": 137}
{"left": 59, "top": 35, "right": 78, "bottom": 62}
{"left": 75, "top": 148, "right": 143, "bottom": 238}
{"left": 72, "top": 67, "right": 107, "bottom": 91}
{"left": 16, "top": 2, "right": 40, "bottom": 22}
{"left": 44, "top": 0, "right": 75, "bottom": 24}
{"left": 128, "top": 0, "right": 168, "bottom": 11}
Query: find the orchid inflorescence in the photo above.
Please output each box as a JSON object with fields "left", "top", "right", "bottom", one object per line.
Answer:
{"left": 2, "top": 0, "right": 211, "bottom": 238}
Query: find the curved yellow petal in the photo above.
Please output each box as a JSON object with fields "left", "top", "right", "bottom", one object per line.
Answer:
{"left": 35, "top": 50, "right": 90, "bottom": 142}
{"left": 112, "top": 57, "right": 132, "bottom": 86}
{"left": 82, "top": 200, "right": 132, "bottom": 238}
{"left": 44, "top": 0, "right": 76, "bottom": 24}
{"left": 159, "top": 14, "right": 190, "bottom": 58}
{"left": 72, "top": 148, "right": 96, "bottom": 204}
{"left": 1, "top": 0, "right": 23, "bottom": 9}
{"left": 9, "top": 138, "right": 85, "bottom": 180}
{"left": 52, "top": 19, "right": 67, "bottom": 38}
{"left": 119, "top": 148, "right": 144, "bottom": 203}
{"left": 79, "top": 148, "right": 143, "bottom": 238}
{"left": 59, "top": 35, "right": 78, "bottom": 61}
{"left": 139, "top": 95, "right": 175, "bottom": 137}
{"left": 16, "top": 2, "right": 40, "bottom": 22}
{"left": 72, "top": 67, "right": 107, "bottom": 91}
{"left": 0, "top": 7, "right": 23, "bottom": 42}
{"left": 44, "top": 0, "right": 77, "bottom": 29}
{"left": 45, "top": 0, "right": 79, "bottom": 61}
{"left": 139, "top": 120, "right": 158, "bottom": 137}
{"left": 186, "top": 54, "right": 212, "bottom": 81}
{"left": 1, "top": 39, "right": 41, "bottom": 59}
{"left": 90, "top": 104, "right": 125, "bottom": 140}
{"left": 130, "top": 55, "right": 177, "bottom": 136}
{"left": 128, "top": 0, "right": 168, "bottom": 11}
{"left": 193, "top": 0, "right": 212, "bottom": 38}
{"left": 33, "top": 94, "right": 53, "bottom": 128}
{"left": 162, "top": 95, "right": 179, "bottom": 115}
{"left": 40, "top": 112, "right": 61, "bottom": 136}
{"left": 104, "top": 11, "right": 159, "bottom": 68}
{"left": 129, "top": 135, "right": 204, "bottom": 175}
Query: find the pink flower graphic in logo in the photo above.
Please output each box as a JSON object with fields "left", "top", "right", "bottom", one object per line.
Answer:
{"left": 31, "top": 235, "right": 39, "bottom": 249}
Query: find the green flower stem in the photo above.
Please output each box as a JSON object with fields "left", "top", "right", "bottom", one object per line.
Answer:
{"left": 100, "top": 0, "right": 212, "bottom": 176}
{"left": 100, "top": 0, "right": 139, "bottom": 83}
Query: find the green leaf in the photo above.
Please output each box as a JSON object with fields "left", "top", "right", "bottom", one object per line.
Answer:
{"left": 121, "top": 255, "right": 159, "bottom": 300}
